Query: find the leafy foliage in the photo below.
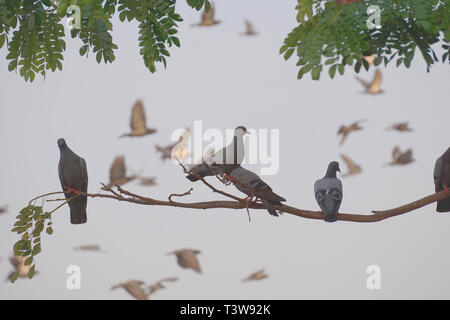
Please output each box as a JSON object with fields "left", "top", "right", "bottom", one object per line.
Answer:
{"left": 0, "top": 0, "right": 210, "bottom": 82}
{"left": 10, "top": 204, "right": 53, "bottom": 282}
{"left": 280, "top": 0, "right": 450, "bottom": 80}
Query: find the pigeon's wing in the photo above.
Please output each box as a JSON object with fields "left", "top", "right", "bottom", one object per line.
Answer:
{"left": 371, "top": 69, "right": 382, "bottom": 89}
{"left": 110, "top": 157, "right": 126, "bottom": 183}
{"left": 434, "top": 157, "right": 443, "bottom": 191}
{"left": 178, "top": 250, "right": 201, "bottom": 273}
{"left": 161, "top": 277, "right": 179, "bottom": 283}
{"left": 125, "top": 281, "right": 148, "bottom": 300}
{"left": 339, "top": 133, "right": 348, "bottom": 146}
{"left": 392, "top": 146, "right": 401, "bottom": 161}
{"left": 9, "top": 256, "right": 19, "bottom": 269}
{"left": 202, "top": 4, "right": 214, "bottom": 23}
{"left": 355, "top": 76, "right": 369, "bottom": 89}
{"left": 245, "top": 20, "right": 254, "bottom": 33}
{"left": 79, "top": 157, "right": 88, "bottom": 192}
{"left": 130, "top": 100, "right": 147, "bottom": 131}
{"left": 340, "top": 154, "right": 360, "bottom": 173}
{"left": 398, "top": 149, "right": 413, "bottom": 163}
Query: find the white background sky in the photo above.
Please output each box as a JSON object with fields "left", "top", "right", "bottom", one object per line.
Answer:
{"left": 1, "top": 0, "right": 449, "bottom": 299}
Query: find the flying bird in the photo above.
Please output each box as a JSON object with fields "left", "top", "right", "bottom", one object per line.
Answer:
{"left": 193, "top": 2, "right": 220, "bottom": 27}
{"left": 140, "top": 177, "right": 157, "bottom": 186}
{"left": 314, "top": 161, "right": 343, "bottom": 222}
{"left": 111, "top": 280, "right": 148, "bottom": 300}
{"left": 7, "top": 255, "right": 36, "bottom": 281}
{"left": 155, "top": 129, "right": 190, "bottom": 162}
{"left": 242, "top": 269, "right": 269, "bottom": 282}
{"left": 225, "top": 166, "right": 286, "bottom": 217}
{"left": 386, "top": 146, "right": 414, "bottom": 166}
{"left": 386, "top": 122, "right": 413, "bottom": 132}
{"left": 186, "top": 126, "right": 249, "bottom": 182}
{"left": 355, "top": 69, "right": 384, "bottom": 94}
{"left": 241, "top": 20, "right": 257, "bottom": 36}
{"left": 362, "top": 54, "right": 376, "bottom": 65}
{"left": 57, "top": 138, "right": 88, "bottom": 224}
{"left": 434, "top": 147, "right": 450, "bottom": 212}
{"left": 119, "top": 100, "right": 157, "bottom": 138}
{"left": 337, "top": 120, "right": 366, "bottom": 146}
{"left": 73, "top": 244, "right": 106, "bottom": 252}
{"left": 0, "top": 205, "right": 7, "bottom": 216}
{"left": 146, "top": 277, "right": 179, "bottom": 296}
{"left": 107, "top": 156, "right": 137, "bottom": 188}
{"left": 167, "top": 249, "right": 202, "bottom": 273}
{"left": 340, "top": 154, "right": 362, "bottom": 177}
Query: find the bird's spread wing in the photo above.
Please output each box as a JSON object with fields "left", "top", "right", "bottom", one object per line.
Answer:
{"left": 355, "top": 76, "right": 369, "bottom": 89}
{"left": 371, "top": 69, "right": 382, "bottom": 90}
{"left": 9, "top": 256, "right": 19, "bottom": 269}
{"left": 110, "top": 157, "right": 126, "bottom": 182}
{"left": 398, "top": 149, "right": 413, "bottom": 163}
{"left": 130, "top": 100, "right": 147, "bottom": 131}
{"left": 392, "top": 146, "right": 401, "bottom": 161}
{"left": 245, "top": 20, "right": 254, "bottom": 33}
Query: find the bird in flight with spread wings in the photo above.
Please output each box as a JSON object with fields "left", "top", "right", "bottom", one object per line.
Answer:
{"left": 242, "top": 269, "right": 269, "bottom": 282}
{"left": 355, "top": 69, "right": 384, "bottom": 94}
{"left": 119, "top": 100, "right": 157, "bottom": 138}
{"left": 340, "top": 154, "right": 362, "bottom": 177}
{"left": 192, "top": 2, "right": 220, "bottom": 27}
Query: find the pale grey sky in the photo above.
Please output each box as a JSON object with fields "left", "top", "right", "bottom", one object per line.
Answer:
{"left": 1, "top": 0, "right": 449, "bottom": 299}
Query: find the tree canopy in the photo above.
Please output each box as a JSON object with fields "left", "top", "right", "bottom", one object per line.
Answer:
{"left": 0, "top": 0, "right": 448, "bottom": 82}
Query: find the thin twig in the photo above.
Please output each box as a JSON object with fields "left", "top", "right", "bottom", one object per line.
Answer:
{"left": 169, "top": 188, "right": 194, "bottom": 202}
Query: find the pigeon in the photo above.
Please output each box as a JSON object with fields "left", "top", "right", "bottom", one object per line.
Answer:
{"left": 355, "top": 69, "right": 384, "bottom": 94}
{"left": 337, "top": 120, "right": 366, "bottom": 146}
{"left": 111, "top": 280, "right": 148, "bottom": 300}
{"left": 7, "top": 255, "right": 37, "bottom": 281}
{"left": 386, "top": 122, "right": 413, "bottom": 132}
{"left": 155, "top": 129, "right": 190, "bottom": 162}
{"left": 0, "top": 205, "right": 7, "bottom": 216}
{"left": 107, "top": 156, "right": 137, "bottom": 188}
{"left": 434, "top": 147, "right": 450, "bottom": 212}
{"left": 241, "top": 20, "right": 257, "bottom": 36}
{"left": 225, "top": 166, "right": 286, "bottom": 217}
{"left": 146, "top": 277, "right": 178, "bottom": 297}
{"left": 139, "top": 177, "right": 157, "bottom": 186}
{"left": 193, "top": 2, "right": 220, "bottom": 27}
{"left": 186, "top": 126, "right": 249, "bottom": 182}
{"left": 119, "top": 100, "right": 156, "bottom": 138}
{"left": 340, "top": 154, "right": 362, "bottom": 177}
{"left": 387, "top": 146, "right": 414, "bottom": 166}
{"left": 242, "top": 269, "right": 269, "bottom": 282}
{"left": 57, "top": 138, "right": 88, "bottom": 224}
{"left": 73, "top": 244, "right": 106, "bottom": 252}
{"left": 167, "top": 249, "right": 202, "bottom": 273}
{"left": 314, "top": 161, "right": 343, "bottom": 222}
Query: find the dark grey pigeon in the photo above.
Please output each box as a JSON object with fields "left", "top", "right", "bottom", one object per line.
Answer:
{"left": 186, "top": 126, "right": 248, "bottom": 182}
{"left": 57, "top": 138, "right": 88, "bottom": 224}
{"left": 434, "top": 147, "right": 450, "bottom": 212}
{"left": 225, "top": 166, "right": 286, "bottom": 216}
{"left": 314, "top": 161, "right": 343, "bottom": 222}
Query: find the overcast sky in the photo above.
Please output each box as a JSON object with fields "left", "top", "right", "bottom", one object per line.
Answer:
{"left": 1, "top": 0, "right": 449, "bottom": 299}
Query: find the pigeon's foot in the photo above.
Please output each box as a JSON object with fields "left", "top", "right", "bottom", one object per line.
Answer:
{"left": 65, "top": 187, "right": 83, "bottom": 196}
{"left": 445, "top": 185, "right": 450, "bottom": 192}
{"left": 223, "top": 174, "right": 238, "bottom": 184}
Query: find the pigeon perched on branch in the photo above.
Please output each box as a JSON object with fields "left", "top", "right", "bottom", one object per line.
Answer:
{"left": 57, "top": 138, "right": 88, "bottom": 224}
{"left": 225, "top": 166, "right": 286, "bottom": 217}
{"left": 314, "top": 161, "right": 343, "bottom": 222}
{"left": 434, "top": 147, "right": 450, "bottom": 212}
{"left": 186, "top": 126, "right": 249, "bottom": 182}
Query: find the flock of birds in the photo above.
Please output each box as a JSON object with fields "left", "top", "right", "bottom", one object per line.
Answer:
{"left": 2, "top": 2, "right": 450, "bottom": 299}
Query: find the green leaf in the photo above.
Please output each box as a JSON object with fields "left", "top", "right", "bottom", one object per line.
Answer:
{"left": 328, "top": 64, "right": 337, "bottom": 79}
{"left": 28, "top": 265, "right": 35, "bottom": 279}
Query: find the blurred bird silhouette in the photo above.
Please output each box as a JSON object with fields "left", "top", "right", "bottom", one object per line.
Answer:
{"left": 355, "top": 69, "right": 384, "bottom": 94}
{"left": 7, "top": 255, "right": 36, "bottom": 281}
{"left": 111, "top": 280, "right": 148, "bottom": 300}
{"left": 362, "top": 54, "right": 376, "bottom": 65}
{"left": 155, "top": 129, "right": 190, "bottom": 162}
{"left": 73, "top": 244, "right": 106, "bottom": 253}
{"left": 386, "top": 146, "right": 414, "bottom": 166}
{"left": 146, "top": 277, "right": 178, "bottom": 297}
{"left": 340, "top": 154, "right": 362, "bottom": 177}
{"left": 119, "top": 100, "right": 157, "bottom": 138}
{"left": 0, "top": 205, "right": 7, "bottom": 216}
{"left": 107, "top": 156, "right": 137, "bottom": 188}
{"left": 337, "top": 120, "right": 366, "bottom": 146}
{"left": 193, "top": 2, "right": 220, "bottom": 27}
{"left": 167, "top": 249, "right": 202, "bottom": 273}
{"left": 242, "top": 269, "right": 269, "bottom": 282}
{"left": 434, "top": 147, "right": 450, "bottom": 212}
{"left": 386, "top": 122, "right": 413, "bottom": 132}
{"left": 139, "top": 177, "right": 157, "bottom": 186}
{"left": 241, "top": 20, "right": 257, "bottom": 36}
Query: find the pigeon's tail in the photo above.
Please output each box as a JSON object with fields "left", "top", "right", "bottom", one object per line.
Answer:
{"left": 186, "top": 174, "right": 201, "bottom": 182}
{"left": 437, "top": 197, "right": 450, "bottom": 212}
{"left": 323, "top": 211, "right": 338, "bottom": 223}
{"left": 261, "top": 199, "right": 279, "bottom": 217}
{"left": 69, "top": 197, "right": 87, "bottom": 224}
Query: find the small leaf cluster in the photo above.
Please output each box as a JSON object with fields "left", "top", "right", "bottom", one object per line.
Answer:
{"left": 10, "top": 204, "right": 53, "bottom": 282}
{"left": 280, "top": 0, "right": 449, "bottom": 80}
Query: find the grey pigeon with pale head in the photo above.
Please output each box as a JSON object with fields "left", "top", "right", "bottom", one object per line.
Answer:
{"left": 434, "top": 147, "right": 450, "bottom": 212}
{"left": 314, "top": 161, "right": 343, "bottom": 222}
{"left": 58, "top": 138, "right": 88, "bottom": 224}
{"left": 186, "top": 126, "right": 248, "bottom": 182}
{"left": 111, "top": 280, "right": 148, "bottom": 300}
{"left": 167, "top": 249, "right": 202, "bottom": 273}
{"left": 119, "top": 100, "right": 156, "bottom": 138}
{"left": 225, "top": 166, "right": 286, "bottom": 217}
